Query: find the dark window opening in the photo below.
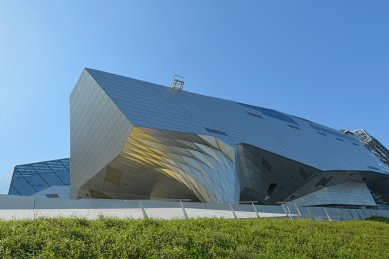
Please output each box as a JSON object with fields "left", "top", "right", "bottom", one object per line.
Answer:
{"left": 266, "top": 183, "right": 277, "bottom": 196}
{"left": 261, "top": 157, "right": 272, "bottom": 172}
{"left": 288, "top": 124, "right": 300, "bottom": 130}
{"left": 317, "top": 131, "right": 327, "bottom": 137}
{"left": 309, "top": 124, "right": 358, "bottom": 142}
{"left": 299, "top": 168, "right": 308, "bottom": 180}
{"left": 315, "top": 176, "right": 332, "bottom": 188}
{"left": 237, "top": 103, "right": 298, "bottom": 125}
{"left": 336, "top": 137, "right": 345, "bottom": 142}
{"left": 292, "top": 115, "right": 313, "bottom": 123}
{"left": 261, "top": 108, "right": 298, "bottom": 125}
{"left": 247, "top": 112, "right": 263, "bottom": 119}
{"left": 46, "top": 194, "right": 59, "bottom": 198}
{"left": 204, "top": 128, "right": 227, "bottom": 136}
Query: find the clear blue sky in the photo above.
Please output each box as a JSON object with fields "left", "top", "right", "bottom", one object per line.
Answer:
{"left": 1, "top": 1, "right": 388, "bottom": 176}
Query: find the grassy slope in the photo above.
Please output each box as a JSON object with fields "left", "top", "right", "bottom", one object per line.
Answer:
{"left": 0, "top": 217, "right": 388, "bottom": 258}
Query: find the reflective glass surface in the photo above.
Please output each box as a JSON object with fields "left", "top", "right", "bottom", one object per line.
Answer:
{"left": 6, "top": 158, "right": 70, "bottom": 197}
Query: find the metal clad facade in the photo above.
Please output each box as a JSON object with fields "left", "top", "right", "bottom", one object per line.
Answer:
{"left": 86, "top": 69, "right": 388, "bottom": 174}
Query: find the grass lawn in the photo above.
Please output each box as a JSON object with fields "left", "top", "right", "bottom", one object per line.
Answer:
{"left": 0, "top": 217, "right": 388, "bottom": 258}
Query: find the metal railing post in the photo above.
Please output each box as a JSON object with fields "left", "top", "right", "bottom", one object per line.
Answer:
{"left": 356, "top": 209, "right": 363, "bottom": 219}
{"left": 336, "top": 208, "right": 343, "bottom": 221}
{"left": 180, "top": 200, "right": 188, "bottom": 219}
{"left": 362, "top": 209, "right": 369, "bottom": 219}
{"left": 285, "top": 204, "right": 293, "bottom": 219}
{"left": 33, "top": 197, "right": 36, "bottom": 219}
{"left": 355, "top": 209, "right": 363, "bottom": 220}
{"left": 139, "top": 201, "right": 148, "bottom": 219}
{"left": 229, "top": 203, "right": 237, "bottom": 219}
{"left": 323, "top": 208, "right": 332, "bottom": 221}
{"left": 306, "top": 207, "right": 315, "bottom": 220}
{"left": 280, "top": 202, "right": 289, "bottom": 218}
{"left": 252, "top": 202, "right": 260, "bottom": 218}
{"left": 348, "top": 209, "right": 355, "bottom": 220}
{"left": 294, "top": 203, "right": 302, "bottom": 219}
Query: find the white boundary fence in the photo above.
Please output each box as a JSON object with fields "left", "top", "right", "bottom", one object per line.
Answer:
{"left": 0, "top": 195, "right": 388, "bottom": 221}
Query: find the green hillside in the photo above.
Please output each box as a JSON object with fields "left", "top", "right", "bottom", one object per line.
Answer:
{"left": 0, "top": 217, "right": 388, "bottom": 258}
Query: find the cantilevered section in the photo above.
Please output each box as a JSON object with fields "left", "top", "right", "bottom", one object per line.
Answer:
{"left": 350, "top": 129, "right": 389, "bottom": 167}
{"left": 69, "top": 69, "right": 389, "bottom": 205}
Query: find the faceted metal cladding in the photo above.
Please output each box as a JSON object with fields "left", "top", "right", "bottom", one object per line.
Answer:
{"left": 69, "top": 68, "right": 389, "bottom": 205}
{"left": 77, "top": 127, "right": 238, "bottom": 202}
{"left": 70, "top": 70, "right": 238, "bottom": 202}
{"left": 236, "top": 144, "right": 389, "bottom": 206}
{"left": 123, "top": 128, "right": 237, "bottom": 202}
{"left": 291, "top": 182, "right": 376, "bottom": 207}
{"left": 70, "top": 69, "right": 132, "bottom": 199}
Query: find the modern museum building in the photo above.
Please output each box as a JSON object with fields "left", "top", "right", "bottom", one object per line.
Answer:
{"left": 1, "top": 69, "right": 388, "bottom": 208}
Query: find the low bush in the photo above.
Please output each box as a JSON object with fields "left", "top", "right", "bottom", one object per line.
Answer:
{"left": 366, "top": 216, "right": 389, "bottom": 224}
{"left": 0, "top": 217, "right": 388, "bottom": 258}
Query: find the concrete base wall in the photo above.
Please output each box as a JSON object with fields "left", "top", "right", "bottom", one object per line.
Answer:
{"left": 0, "top": 194, "right": 388, "bottom": 221}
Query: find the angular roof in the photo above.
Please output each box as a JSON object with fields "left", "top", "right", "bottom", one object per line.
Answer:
{"left": 85, "top": 68, "right": 389, "bottom": 173}
{"left": 0, "top": 158, "right": 70, "bottom": 197}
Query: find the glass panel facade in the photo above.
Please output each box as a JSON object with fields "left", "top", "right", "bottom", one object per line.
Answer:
{"left": 5, "top": 158, "right": 70, "bottom": 198}
{"left": 0, "top": 169, "right": 14, "bottom": 194}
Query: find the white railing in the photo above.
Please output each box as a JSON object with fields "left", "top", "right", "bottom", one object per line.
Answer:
{"left": 0, "top": 195, "right": 388, "bottom": 221}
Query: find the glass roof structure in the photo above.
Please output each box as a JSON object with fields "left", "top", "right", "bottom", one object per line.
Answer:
{"left": 0, "top": 158, "right": 70, "bottom": 198}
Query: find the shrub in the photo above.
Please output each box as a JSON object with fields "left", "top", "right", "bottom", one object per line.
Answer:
{"left": 0, "top": 218, "right": 387, "bottom": 258}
